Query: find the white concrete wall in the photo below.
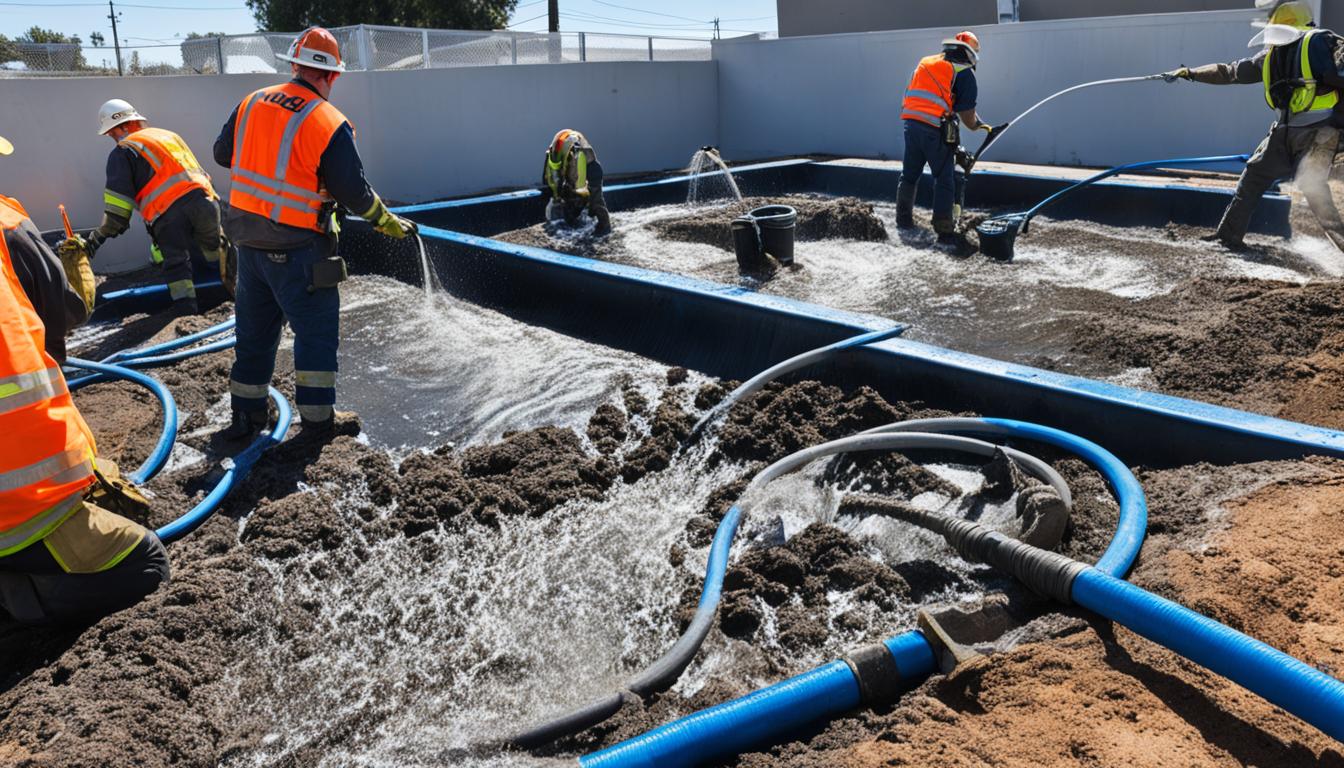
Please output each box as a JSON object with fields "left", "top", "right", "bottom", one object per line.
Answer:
{"left": 1, "top": 61, "right": 717, "bottom": 273}
{"left": 716, "top": 10, "right": 1275, "bottom": 168}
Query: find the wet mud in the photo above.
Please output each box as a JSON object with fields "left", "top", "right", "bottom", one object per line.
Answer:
{"left": 4, "top": 289, "right": 1342, "bottom": 767}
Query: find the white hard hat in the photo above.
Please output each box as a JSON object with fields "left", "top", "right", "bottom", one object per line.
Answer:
{"left": 97, "top": 99, "right": 146, "bottom": 136}
{"left": 275, "top": 26, "right": 345, "bottom": 72}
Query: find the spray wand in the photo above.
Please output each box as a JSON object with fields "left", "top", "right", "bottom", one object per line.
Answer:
{"left": 59, "top": 203, "right": 74, "bottom": 240}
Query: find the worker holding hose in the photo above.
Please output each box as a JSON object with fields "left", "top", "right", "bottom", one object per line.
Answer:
{"left": 61, "top": 99, "right": 227, "bottom": 316}
{"left": 213, "top": 27, "right": 416, "bottom": 443}
{"left": 543, "top": 129, "right": 612, "bottom": 236}
{"left": 898, "top": 31, "right": 1000, "bottom": 253}
{"left": 0, "top": 152, "right": 170, "bottom": 625}
{"left": 1165, "top": 0, "right": 1344, "bottom": 251}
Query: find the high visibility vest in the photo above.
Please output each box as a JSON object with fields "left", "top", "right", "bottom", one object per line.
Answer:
{"left": 112, "top": 127, "right": 215, "bottom": 224}
{"left": 229, "top": 82, "right": 350, "bottom": 233}
{"left": 0, "top": 196, "right": 97, "bottom": 557}
{"left": 544, "top": 130, "right": 592, "bottom": 200}
{"left": 1263, "top": 29, "right": 1340, "bottom": 126}
{"left": 902, "top": 54, "right": 970, "bottom": 128}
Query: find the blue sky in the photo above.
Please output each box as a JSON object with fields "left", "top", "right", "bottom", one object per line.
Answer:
{"left": 1, "top": 0, "right": 776, "bottom": 67}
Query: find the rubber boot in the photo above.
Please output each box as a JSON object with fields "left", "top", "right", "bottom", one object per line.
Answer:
{"left": 170, "top": 297, "right": 199, "bottom": 317}
{"left": 934, "top": 218, "right": 977, "bottom": 256}
{"left": 223, "top": 409, "right": 267, "bottom": 441}
{"left": 896, "top": 180, "right": 917, "bottom": 229}
{"left": 297, "top": 410, "right": 361, "bottom": 443}
{"left": 592, "top": 205, "right": 612, "bottom": 236}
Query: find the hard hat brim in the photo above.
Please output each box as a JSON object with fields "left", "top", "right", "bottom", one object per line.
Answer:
{"left": 1249, "top": 23, "right": 1309, "bottom": 47}
{"left": 97, "top": 110, "right": 146, "bottom": 136}
{"left": 275, "top": 51, "right": 346, "bottom": 72}
{"left": 0, "top": 136, "right": 12, "bottom": 156}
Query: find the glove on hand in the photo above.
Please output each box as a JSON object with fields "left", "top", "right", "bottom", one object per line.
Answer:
{"left": 1162, "top": 67, "right": 1191, "bottom": 83}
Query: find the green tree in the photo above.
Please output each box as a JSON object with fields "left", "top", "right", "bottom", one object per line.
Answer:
{"left": 0, "top": 35, "right": 18, "bottom": 65}
{"left": 245, "top": 0, "right": 518, "bottom": 31}
{"left": 17, "top": 26, "right": 87, "bottom": 70}
{"left": 185, "top": 31, "right": 228, "bottom": 39}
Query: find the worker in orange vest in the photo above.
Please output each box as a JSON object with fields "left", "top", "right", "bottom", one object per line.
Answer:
{"left": 0, "top": 141, "right": 92, "bottom": 363}
{"left": 60, "top": 99, "right": 226, "bottom": 316}
{"left": 898, "top": 31, "right": 1000, "bottom": 251}
{"left": 0, "top": 138, "right": 170, "bottom": 626}
{"left": 213, "top": 27, "right": 415, "bottom": 443}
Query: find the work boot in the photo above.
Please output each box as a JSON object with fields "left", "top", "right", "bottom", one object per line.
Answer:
{"left": 169, "top": 297, "right": 199, "bottom": 317}
{"left": 896, "top": 180, "right": 918, "bottom": 229}
{"left": 936, "top": 231, "right": 978, "bottom": 257}
{"left": 222, "top": 409, "right": 268, "bottom": 441}
{"left": 297, "top": 410, "right": 361, "bottom": 443}
{"left": 1200, "top": 232, "right": 1247, "bottom": 252}
{"left": 592, "top": 206, "right": 612, "bottom": 236}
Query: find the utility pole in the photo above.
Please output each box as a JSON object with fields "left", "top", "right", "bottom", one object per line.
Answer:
{"left": 548, "top": 0, "right": 559, "bottom": 33}
{"left": 713, "top": 18, "right": 720, "bottom": 40}
{"left": 107, "top": 0, "right": 123, "bottom": 76}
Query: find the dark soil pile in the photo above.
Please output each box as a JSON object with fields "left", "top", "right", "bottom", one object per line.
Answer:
{"left": 1071, "top": 277, "right": 1344, "bottom": 428}
{"left": 492, "top": 195, "right": 888, "bottom": 259}
{"left": 650, "top": 196, "right": 888, "bottom": 252}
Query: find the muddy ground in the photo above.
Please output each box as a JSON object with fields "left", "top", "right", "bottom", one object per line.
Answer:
{"left": 0, "top": 295, "right": 1341, "bottom": 766}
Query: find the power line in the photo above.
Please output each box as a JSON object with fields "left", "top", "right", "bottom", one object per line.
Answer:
{"left": 588, "top": 0, "right": 707, "bottom": 24}
{"left": 0, "top": 0, "right": 246, "bottom": 6}
{"left": 507, "top": 12, "right": 550, "bottom": 28}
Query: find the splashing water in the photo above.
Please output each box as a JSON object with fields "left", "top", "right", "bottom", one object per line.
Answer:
{"left": 686, "top": 148, "right": 743, "bottom": 205}
{"left": 415, "top": 233, "right": 441, "bottom": 297}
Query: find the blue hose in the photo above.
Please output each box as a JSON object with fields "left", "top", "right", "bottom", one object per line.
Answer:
{"left": 1071, "top": 568, "right": 1344, "bottom": 741}
{"left": 98, "top": 280, "right": 224, "bottom": 305}
{"left": 64, "top": 357, "right": 177, "bottom": 486}
{"left": 582, "top": 418, "right": 1149, "bottom": 766}
{"left": 103, "top": 318, "right": 236, "bottom": 363}
{"left": 155, "top": 386, "right": 291, "bottom": 544}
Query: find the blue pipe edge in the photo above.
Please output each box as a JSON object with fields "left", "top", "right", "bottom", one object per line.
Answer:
{"left": 582, "top": 418, "right": 1150, "bottom": 767}
{"left": 64, "top": 357, "right": 177, "bottom": 486}
{"left": 1072, "top": 568, "right": 1344, "bottom": 742}
{"left": 156, "top": 386, "right": 291, "bottom": 545}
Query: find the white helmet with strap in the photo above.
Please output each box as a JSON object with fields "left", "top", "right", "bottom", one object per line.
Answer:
{"left": 97, "top": 99, "right": 146, "bottom": 136}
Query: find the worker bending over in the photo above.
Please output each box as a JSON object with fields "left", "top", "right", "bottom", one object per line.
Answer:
{"left": 899, "top": 31, "right": 998, "bottom": 250}
{"left": 543, "top": 130, "right": 612, "bottom": 236}
{"left": 1166, "top": 1, "right": 1344, "bottom": 250}
{"left": 0, "top": 139, "right": 170, "bottom": 625}
{"left": 213, "top": 27, "right": 415, "bottom": 442}
{"left": 63, "top": 99, "right": 225, "bottom": 315}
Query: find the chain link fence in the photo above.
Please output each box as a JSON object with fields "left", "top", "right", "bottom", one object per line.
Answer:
{"left": 0, "top": 24, "right": 713, "bottom": 78}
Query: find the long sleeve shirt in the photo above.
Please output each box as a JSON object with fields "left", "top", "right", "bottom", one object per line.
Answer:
{"left": 213, "top": 78, "right": 377, "bottom": 250}
{"left": 1188, "top": 31, "right": 1344, "bottom": 126}
{"left": 5, "top": 218, "right": 88, "bottom": 362}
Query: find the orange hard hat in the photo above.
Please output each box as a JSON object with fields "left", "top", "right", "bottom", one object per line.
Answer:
{"left": 942, "top": 30, "right": 981, "bottom": 63}
{"left": 277, "top": 26, "right": 345, "bottom": 72}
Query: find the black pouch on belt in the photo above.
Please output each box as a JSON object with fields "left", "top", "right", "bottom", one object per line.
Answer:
{"left": 941, "top": 113, "right": 960, "bottom": 146}
{"left": 309, "top": 256, "right": 348, "bottom": 291}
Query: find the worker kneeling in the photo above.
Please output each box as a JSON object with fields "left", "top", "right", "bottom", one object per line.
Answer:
{"left": 898, "top": 31, "right": 998, "bottom": 252}
{"left": 62, "top": 99, "right": 226, "bottom": 316}
{"left": 0, "top": 189, "right": 168, "bottom": 626}
{"left": 544, "top": 130, "right": 612, "bottom": 235}
{"left": 1166, "top": 0, "right": 1344, "bottom": 251}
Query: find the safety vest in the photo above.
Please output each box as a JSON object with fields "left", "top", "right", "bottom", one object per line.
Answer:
{"left": 1263, "top": 29, "right": 1340, "bottom": 126}
{"left": 229, "top": 82, "right": 350, "bottom": 232}
{"left": 544, "top": 130, "right": 592, "bottom": 200}
{"left": 902, "top": 53, "right": 969, "bottom": 128}
{"left": 0, "top": 196, "right": 97, "bottom": 557}
{"left": 111, "top": 127, "right": 215, "bottom": 224}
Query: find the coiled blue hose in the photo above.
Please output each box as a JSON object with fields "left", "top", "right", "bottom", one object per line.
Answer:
{"left": 156, "top": 386, "right": 291, "bottom": 544}
{"left": 103, "top": 318, "right": 236, "bottom": 364}
{"left": 64, "top": 357, "right": 178, "bottom": 486}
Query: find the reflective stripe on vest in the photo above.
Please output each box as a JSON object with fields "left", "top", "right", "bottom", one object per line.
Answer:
{"left": 228, "top": 83, "right": 347, "bottom": 232}
{"left": 902, "top": 54, "right": 966, "bottom": 128}
{"left": 119, "top": 127, "right": 214, "bottom": 223}
{"left": 1263, "top": 29, "right": 1340, "bottom": 126}
{"left": 0, "top": 216, "right": 97, "bottom": 550}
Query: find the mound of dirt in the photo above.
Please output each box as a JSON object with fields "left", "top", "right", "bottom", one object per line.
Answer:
{"left": 1071, "top": 277, "right": 1344, "bottom": 427}
{"left": 651, "top": 195, "right": 888, "bottom": 252}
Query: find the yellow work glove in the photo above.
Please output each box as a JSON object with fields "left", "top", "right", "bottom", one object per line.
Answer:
{"left": 362, "top": 197, "right": 417, "bottom": 240}
{"left": 56, "top": 236, "right": 97, "bottom": 312}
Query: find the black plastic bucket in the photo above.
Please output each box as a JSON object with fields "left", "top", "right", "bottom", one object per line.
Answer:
{"left": 975, "top": 216, "right": 1022, "bottom": 262}
{"left": 750, "top": 205, "right": 797, "bottom": 265}
{"left": 731, "top": 216, "right": 766, "bottom": 273}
